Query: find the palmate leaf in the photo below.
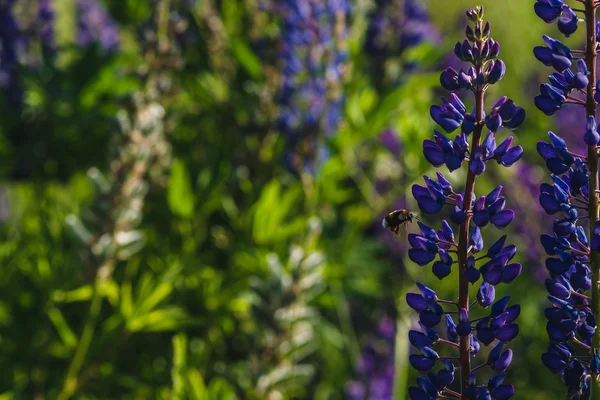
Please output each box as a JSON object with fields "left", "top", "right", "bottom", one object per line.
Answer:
{"left": 126, "top": 306, "right": 191, "bottom": 332}
{"left": 276, "top": 322, "right": 317, "bottom": 363}
{"left": 256, "top": 364, "right": 315, "bottom": 398}
{"left": 121, "top": 264, "right": 192, "bottom": 332}
{"left": 251, "top": 180, "right": 303, "bottom": 244}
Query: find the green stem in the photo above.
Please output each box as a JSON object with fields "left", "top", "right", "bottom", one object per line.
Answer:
{"left": 587, "top": 0, "right": 600, "bottom": 397}
{"left": 57, "top": 279, "right": 103, "bottom": 400}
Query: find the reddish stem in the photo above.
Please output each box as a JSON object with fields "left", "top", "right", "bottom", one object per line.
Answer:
{"left": 456, "top": 87, "right": 484, "bottom": 398}
{"left": 438, "top": 338, "right": 460, "bottom": 348}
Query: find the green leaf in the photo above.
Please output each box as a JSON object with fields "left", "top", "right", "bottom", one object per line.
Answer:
{"left": 168, "top": 158, "right": 195, "bottom": 218}
{"left": 47, "top": 307, "right": 77, "bottom": 349}
{"left": 126, "top": 307, "right": 191, "bottom": 332}
{"left": 52, "top": 285, "right": 94, "bottom": 303}
{"left": 231, "top": 37, "right": 263, "bottom": 78}
{"left": 187, "top": 369, "right": 209, "bottom": 400}
{"left": 171, "top": 333, "right": 187, "bottom": 400}
{"left": 207, "top": 378, "right": 238, "bottom": 400}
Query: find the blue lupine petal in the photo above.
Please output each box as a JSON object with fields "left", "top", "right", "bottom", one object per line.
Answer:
{"left": 417, "top": 376, "right": 439, "bottom": 396}
{"left": 491, "top": 384, "right": 515, "bottom": 400}
{"left": 491, "top": 296, "right": 510, "bottom": 316}
{"left": 423, "top": 140, "right": 446, "bottom": 166}
{"left": 542, "top": 352, "right": 567, "bottom": 373}
{"left": 432, "top": 261, "right": 451, "bottom": 280}
{"left": 493, "top": 349, "right": 513, "bottom": 372}
{"left": 409, "top": 330, "right": 436, "bottom": 348}
{"left": 501, "top": 263, "right": 522, "bottom": 283}
{"left": 408, "top": 387, "right": 435, "bottom": 400}
{"left": 557, "top": 5, "right": 578, "bottom": 36}
{"left": 409, "top": 354, "right": 437, "bottom": 371}
{"left": 534, "top": 2, "right": 561, "bottom": 22}
{"left": 420, "top": 310, "right": 442, "bottom": 328}
{"left": 407, "top": 293, "right": 429, "bottom": 312}
{"left": 490, "top": 210, "right": 515, "bottom": 229}
{"left": 478, "top": 281, "right": 495, "bottom": 307}
{"left": 496, "top": 324, "right": 519, "bottom": 342}
{"left": 409, "top": 249, "right": 436, "bottom": 266}
{"left": 488, "top": 373, "right": 507, "bottom": 390}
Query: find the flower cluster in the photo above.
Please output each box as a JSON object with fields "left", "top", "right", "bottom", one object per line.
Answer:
{"left": 533, "top": 1, "right": 600, "bottom": 398}
{"left": 277, "top": 0, "right": 350, "bottom": 176}
{"left": 399, "top": 6, "right": 525, "bottom": 399}
{"left": 406, "top": 284, "right": 518, "bottom": 399}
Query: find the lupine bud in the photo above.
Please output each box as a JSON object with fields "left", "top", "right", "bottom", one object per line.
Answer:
{"left": 487, "top": 60, "right": 506, "bottom": 84}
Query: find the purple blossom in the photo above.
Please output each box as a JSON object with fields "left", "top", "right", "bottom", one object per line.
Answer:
{"left": 38, "top": 0, "right": 55, "bottom": 52}
{"left": 77, "top": 0, "right": 120, "bottom": 52}
{"left": 364, "top": 0, "right": 440, "bottom": 61}
{"left": 0, "top": 0, "right": 24, "bottom": 105}
{"left": 277, "top": 0, "right": 349, "bottom": 175}
{"left": 392, "top": 7, "right": 522, "bottom": 398}
{"left": 347, "top": 316, "right": 396, "bottom": 400}
{"left": 534, "top": 2, "right": 600, "bottom": 397}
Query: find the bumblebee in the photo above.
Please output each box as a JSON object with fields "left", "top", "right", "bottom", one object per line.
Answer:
{"left": 382, "top": 209, "right": 419, "bottom": 236}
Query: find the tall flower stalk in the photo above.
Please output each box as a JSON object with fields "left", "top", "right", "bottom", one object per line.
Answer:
{"left": 403, "top": 6, "right": 525, "bottom": 399}
{"left": 534, "top": 0, "right": 600, "bottom": 398}
{"left": 277, "top": 0, "right": 349, "bottom": 178}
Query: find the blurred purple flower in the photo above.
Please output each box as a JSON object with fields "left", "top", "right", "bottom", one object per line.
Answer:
{"left": 0, "top": 0, "right": 24, "bottom": 105}
{"left": 38, "top": 0, "right": 55, "bottom": 52}
{"left": 77, "top": 0, "right": 120, "bottom": 52}
{"left": 364, "top": 0, "right": 439, "bottom": 59}
{"left": 277, "top": 0, "right": 349, "bottom": 175}
{"left": 379, "top": 129, "right": 402, "bottom": 155}
{"left": 347, "top": 315, "right": 396, "bottom": 400}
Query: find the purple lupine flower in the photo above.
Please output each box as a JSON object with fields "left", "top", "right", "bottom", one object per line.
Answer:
{"left": 390, "top": 6, "right": 523, "bottom": 398}
{"left": 534, "top": 1, "right": 600, "bottom": 397}
{"left": 346, "top": 316, "right": 396, "bottom": 400}
{"left": 364, "top": 0, "right": 439, "bottom": 61}
{"left": 77, "top": 0, "right": 120, "bottom": 52}
{"left": 0, "top": 0, "right": 24, "bottom": 105}
{"left": 38, "top": 0, "right": 55, "bottom": 53}
{"left": 277, "top": 0, "right": 349, "bottom": 176}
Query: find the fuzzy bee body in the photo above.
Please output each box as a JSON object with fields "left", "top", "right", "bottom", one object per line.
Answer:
{"left": 382, "top": 209, "right": 419, "bottom": 236}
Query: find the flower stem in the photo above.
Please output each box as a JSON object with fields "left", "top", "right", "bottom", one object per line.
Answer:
{"left": 57, "top": 264, "right": 112, "bottom": 400}
{"left": 443, "top": 387, "right": 462, "bottom": 398}
{"left": 585, "top": 1, "right": 600, "bottom": 398}
{"left": 438, "top": 338, "right": 461, "bottom": 348}
{"left": 457, "top": 88, "right": 484, "bottom": 398}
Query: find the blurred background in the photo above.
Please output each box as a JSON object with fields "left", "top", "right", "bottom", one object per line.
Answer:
{"left": 0, "top": 0, "right": 575, "bottom": 398}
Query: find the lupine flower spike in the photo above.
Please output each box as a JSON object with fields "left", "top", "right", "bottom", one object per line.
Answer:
{"left": 403, "top": 6, "right": 524, "bottom": 399}
{"left": 534, "top": 0, "right": 600, "bottom": 398}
